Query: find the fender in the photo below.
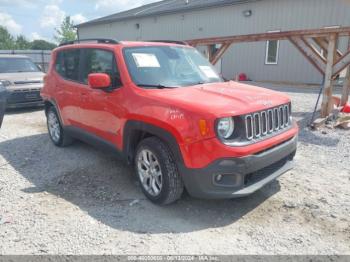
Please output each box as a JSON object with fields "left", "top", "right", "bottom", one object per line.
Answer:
{"left": 123, "top": 120, "right": 184, "bottom": 165}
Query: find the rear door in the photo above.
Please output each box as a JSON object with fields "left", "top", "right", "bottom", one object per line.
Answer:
{"left": 78, "top": 48, "right": 124, "bottom": 145}
{"left": 54, "top": 49, "right": 86, "bottom": 126}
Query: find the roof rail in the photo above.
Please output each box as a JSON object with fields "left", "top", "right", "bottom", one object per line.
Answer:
{"left": 59, "top": 38, "right": 120, "bottom": 47}
{"left": 148, "top": 40, "right": 189, "bottom": 46}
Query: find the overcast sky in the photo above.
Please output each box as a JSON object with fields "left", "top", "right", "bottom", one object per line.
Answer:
{"left": 0, "top": 0, "right": 158, "bottom": 42}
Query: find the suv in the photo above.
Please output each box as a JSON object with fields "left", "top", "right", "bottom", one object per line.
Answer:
{"left": 0, "top": 55, "right": 45, "bottom": 108}
{"left": 41, "top": 39, "right": 298, "bottom": 205}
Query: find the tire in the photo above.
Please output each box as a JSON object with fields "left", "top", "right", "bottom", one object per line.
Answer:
{"left": 46, "top": 106, "right": 74, "bottom": 147}
{"left": 135, "top": 137, "right": 184, "bottom": 205}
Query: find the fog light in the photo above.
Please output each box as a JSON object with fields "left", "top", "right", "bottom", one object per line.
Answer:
{"left": 216, "top": 174, "right": 223, "bottom": 182}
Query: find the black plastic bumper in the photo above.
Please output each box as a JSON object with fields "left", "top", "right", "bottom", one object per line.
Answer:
{"left": 179, "top": 136, "right": 298, "bottom": 199}
{"left": 6, "top": 90, "right": 43, "bottom": 108}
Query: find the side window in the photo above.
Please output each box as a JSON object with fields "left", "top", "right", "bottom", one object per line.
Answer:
{"left": 81, "top": 49, "right": 121, "bottom": 87}
{"left": 55, "top": 49, "right": 80, "bottom": 81}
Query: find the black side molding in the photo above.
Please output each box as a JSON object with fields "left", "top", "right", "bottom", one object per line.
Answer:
{"left": 64, "top": 126, "right": 124, "bottom": 159}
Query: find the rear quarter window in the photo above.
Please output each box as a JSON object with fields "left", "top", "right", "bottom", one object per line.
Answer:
{"left": 55, "top": 49, "right": 80, "bottom": 82}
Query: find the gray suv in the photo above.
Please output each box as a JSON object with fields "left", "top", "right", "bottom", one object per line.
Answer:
{"left": 0, "top": 55, "right": 45, "bottom": 108}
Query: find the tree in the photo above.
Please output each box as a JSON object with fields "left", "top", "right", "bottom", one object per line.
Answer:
{"left": 0, "top": 26, "right": 15, "bottom": 49}
{"left": 15, "top": 35, "right": 31, "bottom": 49}
{"left": 30, "top": 40, "right": 57, "bottom": 50}
{"left": 54, "top": 16, "right": 77, "bottom": 44}
{"left": 0, "top": 26, "right": 56, "bottom": 50}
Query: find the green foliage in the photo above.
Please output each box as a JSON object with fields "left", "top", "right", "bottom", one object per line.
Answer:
{"left": 0, "top": 26, "right": 15, "bottom": 49}
{"left": 30, "top": 40, "right": 57, "bottom": 50}
{"left": 15, "top": 35, "right": 31, "bottom": 49}
{"left": 0, "top": 26, "right": 57, "bottom": 50}
{"left": 54, "top": 16, "right": 77, "bottom": 44}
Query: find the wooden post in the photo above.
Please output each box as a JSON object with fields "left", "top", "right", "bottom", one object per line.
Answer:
{"left": 321, "top": 34, "right": 337, "bottom": 117}
{"left": 341, "top": 36, "right": 350, "bottom": 106}
{"left": 210, "top": 43, "right": 231, "bottom": 65}
{"left": 207, "top": 45, "right": 213, "bottom": 61}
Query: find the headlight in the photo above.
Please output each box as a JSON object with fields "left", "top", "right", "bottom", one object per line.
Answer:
{"left": 0, "top": 81, "right": 8, "bottom": 91}
{"left": 0, "top": 80, "right": 11, "bottom": 87}
{"left": 217, "top": 117, "right": 234, "bottom": 139}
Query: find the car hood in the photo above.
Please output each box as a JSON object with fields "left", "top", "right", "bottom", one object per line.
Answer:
{"left": 0, "top": 72, "right": 45, "bottom": 82}
{"left": 147, "top": 81, "right": 291, "bottom": 117}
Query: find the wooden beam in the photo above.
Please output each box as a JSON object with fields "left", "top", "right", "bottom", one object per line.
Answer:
{"left": 302, "top": 37, "right": 327, "bottom": 63}
{"left": 288, "top": 36, "right": 326, "bottom": 75}
{"left": 187, "top": 26, "right": 350, "bottom": 46}
{"left": 321, "top": 34, "right": 338, "bottom": 117}
{"left": 332, "top": 49, "right": 350, "bottom": 77}
{"left": 341, "top": 68, "right": 350, "bottom": 106}
{"left": 341, "top": 37, "right": 350, "bottom": 106}
{"left": 210, "top": 43, "right": 231, "bottom": 65}
{"left": 313, "top": 37, "right": 343, "bottom": 60}
{"left": 207, "top": 45, "right": 213, "bottom": 61}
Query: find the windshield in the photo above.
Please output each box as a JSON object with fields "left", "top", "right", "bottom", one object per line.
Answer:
{"left": 123, "top": 46, "right": 223, "bottom": 88}
{"left": 0, "top": 58, "right": 41, "bottom": 73}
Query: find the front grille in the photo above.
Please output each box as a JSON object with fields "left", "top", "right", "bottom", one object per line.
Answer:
{"left": 12, "top": 88, "right": 41, "bottom": 93}
{"left": 7, "top": 89, "right": 42, "bottom": 104}
{"left": 245, "top": 104, "right": 291, "bottom": 141}
{"left": 14, "top": 81, "right": 42, "bottom": 85}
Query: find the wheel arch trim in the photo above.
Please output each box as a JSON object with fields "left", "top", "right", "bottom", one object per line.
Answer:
{"left": 44, "top": 99, "right": 64, "bottom": 126}
{"left": 123, "top": 120, "right": 184, "bottom": 166}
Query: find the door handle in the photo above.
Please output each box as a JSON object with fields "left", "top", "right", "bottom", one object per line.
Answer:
{"left": 81, "top": 92, "right": 88, "bottom": 101}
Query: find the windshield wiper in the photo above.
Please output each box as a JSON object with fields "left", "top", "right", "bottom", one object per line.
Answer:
{"left": 137, "top": 84, "right": 178, "bottom": 89}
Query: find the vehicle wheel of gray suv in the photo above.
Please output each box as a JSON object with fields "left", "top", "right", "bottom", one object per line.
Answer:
{"left": 47, "top": 106, "right": 73, "bottom": 147}
{"left": 135, "top": 137, "right": 184, "bottom": 205}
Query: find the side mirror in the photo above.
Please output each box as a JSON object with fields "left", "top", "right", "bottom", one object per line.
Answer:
{"left": 88, "top": 73, "right": 111, "bottom": 89}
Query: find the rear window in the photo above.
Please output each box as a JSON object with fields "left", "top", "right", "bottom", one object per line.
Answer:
{"left": 0, "top": 58, "right": 40, "bottom": 73}
{"left": 55, "top": 49, "right": 80, "bottom": 81}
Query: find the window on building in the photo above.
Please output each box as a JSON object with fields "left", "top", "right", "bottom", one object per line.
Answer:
{"left": 265, "top": 40, "right": 279, "bottom": 65}
{"left": 265, "top": 30, "right": 280, "bottom": 65}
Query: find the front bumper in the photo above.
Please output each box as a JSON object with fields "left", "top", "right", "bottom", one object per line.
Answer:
{"left": 179, "top": 135, "right": 297, "bottom": 199}
{"left": 6, "top": 88, "right": 43, "bottom": 108}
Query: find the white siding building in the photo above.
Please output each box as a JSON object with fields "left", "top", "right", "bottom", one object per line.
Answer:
{"left": 77, "top": 0, "right": 350, "bottom": 84}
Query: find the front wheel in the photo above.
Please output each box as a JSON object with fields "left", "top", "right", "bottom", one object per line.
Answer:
{"left": 135, "top": 137, "right": 184, "bottom": 205}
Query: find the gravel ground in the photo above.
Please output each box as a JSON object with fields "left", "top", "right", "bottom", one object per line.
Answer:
{"left": 0, "top": 83, "right": 349, "bottom": 255}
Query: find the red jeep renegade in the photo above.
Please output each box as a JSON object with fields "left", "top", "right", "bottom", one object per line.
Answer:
{"left": 41, "top": 39, "right": 298, "bottom": 205}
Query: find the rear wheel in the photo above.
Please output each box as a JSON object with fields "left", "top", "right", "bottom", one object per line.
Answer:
{"left": 135, "top": 137, "right": 184, "bottom": 205}
{"left": 47, "top": 106, "right": 73, "bottom": 147}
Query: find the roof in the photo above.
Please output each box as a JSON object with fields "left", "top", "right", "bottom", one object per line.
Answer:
{"left": 77, "top": 0, "right": 260, "bottom": 28}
